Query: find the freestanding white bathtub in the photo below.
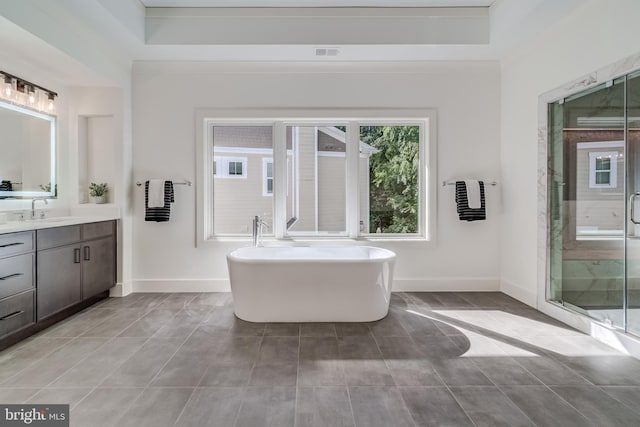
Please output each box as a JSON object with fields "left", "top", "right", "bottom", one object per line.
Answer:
{"left": 227, "top": 246, "right": 396, "bottom": 322}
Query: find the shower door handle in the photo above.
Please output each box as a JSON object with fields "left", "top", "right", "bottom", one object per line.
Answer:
{"left": 631, "top": 193, "right": 640, "bottom": 224}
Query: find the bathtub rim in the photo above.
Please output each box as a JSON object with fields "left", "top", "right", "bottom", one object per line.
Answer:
{"left": 227, "top": 245, "right": 396, "bottom": 264}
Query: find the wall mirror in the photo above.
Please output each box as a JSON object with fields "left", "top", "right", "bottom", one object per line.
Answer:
{"left": 0, "top": 100, "right": 56, "bottom": 198}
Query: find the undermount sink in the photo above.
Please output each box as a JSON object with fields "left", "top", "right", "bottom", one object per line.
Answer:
{"left": 38, "top": 216, "right": 85, "bottom": 223}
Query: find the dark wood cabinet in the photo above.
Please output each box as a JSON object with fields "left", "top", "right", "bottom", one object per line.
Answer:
{"left": 82, "top": 236, "right": 115, "bottom": 300}
{"left": 36, "top": 243, "right": 82, "bottom": 320}
{"left": 36, "top": 221, "right": 116, "bottom": 321}
{"left": 0, "top": 231, "right": 36, "bottom": 339}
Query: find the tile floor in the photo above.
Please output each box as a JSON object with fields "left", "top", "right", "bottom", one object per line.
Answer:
{"left": 1, "top": 292, "right": 640, "bottom": 426}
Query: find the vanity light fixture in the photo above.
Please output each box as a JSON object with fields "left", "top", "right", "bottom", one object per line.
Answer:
{"left": 0, "top": 71, "right": 57, "bottom": 113}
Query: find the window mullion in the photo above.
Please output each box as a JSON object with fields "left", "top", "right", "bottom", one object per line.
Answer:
{"left": 273, "top": 122, "right": 286, "bottom": 238}
{"left": 346, "top": 121, "right": 360, "bottom": 238}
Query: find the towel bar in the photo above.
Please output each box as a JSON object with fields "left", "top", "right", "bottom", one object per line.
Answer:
{"left": 136, "top": 180, "right": 192, "bottom": 187}
{"left": 442, "top": 180, "right": 497, "bottom": 187}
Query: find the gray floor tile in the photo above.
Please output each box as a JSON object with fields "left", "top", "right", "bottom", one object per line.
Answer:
{"left": 397, "top": 310, "right": 447, "bottom": 337}
{"left": 3, "top": 338, "right": 107, "bottom": 387}
{"left": 249, "top": 363, "right": 297, "bottom": 386}
{"left": 501, "top": 385, "right": 592, "bottom": 427}
{"left": 375, "top": 337, "right": 425, "bottom": 360}
{"left": 235, "top": 386, "right": 296, "bottom": 427}
{"left": 472, "top": 357, "right": 543, "bottom": 385}
{"left": 51, "top": 337, "right": 147, "bottom": 387}
{"left": 429, "top": 292, "right": 477, "bottom": 308}
{"left": 154, "top": 293, "right": 198, "bottom": 310}
{"left": 230, "top": 318, "right": 266, "bottom": 336}
{"left": 101, "top": 338, "right": 183, "bottom": 387}
{"left": 349, "top": 386, "right": 415, "bottom": 427}
{"left": 299, "top": 337, "right": 343, "bottom": 386}
{"left": 212, "top": 336, "right": 262, "bottom": 364}
{"left": 41, "top": 308, "right": 118, "bottom": 337}
{"left": 412, "top": 335, "right": 465, "bottom": 360}
{"left": 0, "top": 388, "right": 40, "bottom": 403}
{"left": 515, "top": 356, "right": 590, "bottom": 385}
{"left": 151, "top": 334, "right": 217, "bottom": 386}
{"left": 80, "top": 309, "right": 146, "bottom": 337}
{"left": 341, "top": 359, "right": 395, "bottom": 386}
{"left": 450, "top": 386, "right": 535, "bottom": 427}
{"left": 0, "top": 337, "right": 72, "bottom": 384}
{"left": 337, "top": 335, "right": 384, "bottom": 360}
{"left": 431, "top": 358, "right": 493, "bottom": 386}
{"left": 551, "top": 385, "right": 640, "bottom": 427}
{"left": 601, "top": 386, "right": 640, "bottom": 415}
{"left": 175, "top": 387, "right": 244, "bottom": 427}
{"left": 399, "top": 386, "right": 474, "bottom": 426}
{"left": 118, "top": 308, "right": 180, "bottom": 337}
{"left": 335, "top": 323, "right": 371, "bottom": 337}
{"left": 188, "top": 292, "right": 233, "bottom": 308}
{"left": 115, "top": 387, "right": 193, "bottom": 427}
{"left": 295, "top": 386, "right": 355, "bottom": 427}
{"left": 152, "top": 307, "right": 211, "bottom": 338}
{"left": 28, "top": 387, "right": 92, "bottom": 409}
{"left": 385, "top": 360, "right": 444, "bottom": 386}
{"left": 71, "top": 387, "right": 144, "bottom": 427}
{"left": 200, "top": 361, "right": 254, "bottom": 386}
{"left": 264, "top": 323, "right": 300, "bottom": 337}
{"left": 256, "top": 337, "right": 299, "bottom": 365}
{"left": 562, "top": 355, "right": 640, "bottom": 386}
{"left": 300, "top": 323, "right": 337, "bottom": 337}
{"left": 369, "top": 315, "right": 409, "bottom": 337}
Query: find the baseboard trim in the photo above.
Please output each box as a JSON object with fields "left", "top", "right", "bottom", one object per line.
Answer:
{"left": 500, "top": 279, "right": 537, "bottom": 308}
{"left": 131, "top": 278, "right": 499, "bottom": 293}
{"left": 110, "top": 281, "right": 134, "bottom": 297}
{"left": 133, "top": 279, "right": 230, "bottom": 293}
{"left": 393, "top": 278, "right": 500, "bottom": 292}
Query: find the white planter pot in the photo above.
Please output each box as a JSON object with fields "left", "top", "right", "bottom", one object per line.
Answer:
{"left": 92, "top": 195, "right": 106, "bottom": 204}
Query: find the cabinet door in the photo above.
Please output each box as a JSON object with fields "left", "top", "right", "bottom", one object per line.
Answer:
{"left": 82, "top": 237, "right": 115, "bottom": 299}
{"left": 37, "top": 244, "right": 82, "bottom": 320}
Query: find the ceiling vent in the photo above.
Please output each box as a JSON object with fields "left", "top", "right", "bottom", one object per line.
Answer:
{"left": 315, "top": 48, "right": 339, "bottom": 57}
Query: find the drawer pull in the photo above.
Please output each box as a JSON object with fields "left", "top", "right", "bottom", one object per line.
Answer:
{"left": 0, "top": 273, "right": 23, "bottom": 281}
{"left": 0, "top": 242, "right": 24, "bottom": 248}
{"left": 0, "top": 310, "right": 24, "bottom": 321}
{"left": 74, "top": 248, "right": 81, "bottom": 264}
{"left": 84, "top": 246, "right": 90, "bottom": 261}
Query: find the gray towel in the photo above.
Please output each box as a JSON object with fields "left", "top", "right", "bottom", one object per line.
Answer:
{"left": 145, "top": 181, "right": 174, "bottom": 222}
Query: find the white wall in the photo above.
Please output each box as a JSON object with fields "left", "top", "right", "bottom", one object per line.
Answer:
{"left": 500, "top": 0, "right": 640, "bottom": 305}
{"left": 132, "top": 61, "right": 501, "bottom": 292}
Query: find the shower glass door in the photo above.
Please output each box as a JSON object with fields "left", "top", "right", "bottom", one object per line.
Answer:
{"left": 548, "top": 77, "right": 626, "bottom": 329}
{"left": 627, "top": 71, "right": 640, "bottom": 335}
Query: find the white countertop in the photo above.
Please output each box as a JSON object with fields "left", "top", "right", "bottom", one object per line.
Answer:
{"left": 0, "top": 214, "right": 119, "bottom": 234}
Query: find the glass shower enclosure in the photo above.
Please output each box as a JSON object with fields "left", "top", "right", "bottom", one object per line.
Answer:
{"left": 548, "top": 70, "right": 640, "bottom": 336}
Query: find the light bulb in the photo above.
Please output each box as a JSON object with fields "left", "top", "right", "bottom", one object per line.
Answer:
{"left": 27, "top": 86, "right": 35, "bottom": 104}
{"left": 47, "top": 93, "right": 55, "bottom": 111}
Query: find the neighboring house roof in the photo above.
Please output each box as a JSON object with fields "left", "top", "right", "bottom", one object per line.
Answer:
{"left": 213, "top": 125, "right": 378, "bottom": 156}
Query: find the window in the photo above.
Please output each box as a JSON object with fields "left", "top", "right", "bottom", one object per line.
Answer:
{"left": 588, "top": 151, "right": 618, "bottom": 188}
{"left": 210, "top": 125, "right": 273, "bottom": 235}
{"left": 198, "top": 111, "right": 434, "bottom": 242}
{"left": 263, "top": 158, "right": 273, "bottom": 196}
{"left": 214, "top": 156, "right": 247, "bottom": 179}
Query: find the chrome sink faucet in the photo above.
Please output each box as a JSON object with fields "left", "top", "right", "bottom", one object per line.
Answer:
{"left": 252, "top": 215, "right": 268, "bottom": 247}
{"left": 31, "top": 197, "right": 48, "bottom": 220}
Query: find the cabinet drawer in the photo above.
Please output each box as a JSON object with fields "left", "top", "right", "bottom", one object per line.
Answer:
{"left": 0, "top": 253, "right": 34, "bottom": 299}
{"left": 37, "top": 225, "right": 81, "bottom": 250}
{"left": 82, "top": 221, "right": 115, "bottom": 241}
{"left": 0, "top": 231, "right": 34, "bottom": 259}
{"left": 0, "top": 290, "right": 35, "bottom": 339}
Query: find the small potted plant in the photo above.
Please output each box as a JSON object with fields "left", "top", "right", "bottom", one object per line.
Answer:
{"left": 89, "top": 182, "right": 109, "bottom": 204}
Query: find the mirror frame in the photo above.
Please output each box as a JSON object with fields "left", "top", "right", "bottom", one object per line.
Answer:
{"left": 0, "top": 99, "right": 56, "bottom": 198}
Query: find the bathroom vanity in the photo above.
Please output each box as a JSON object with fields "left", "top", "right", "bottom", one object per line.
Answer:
{"left": 0, "top": 218, "right": 116, "bottom": 350}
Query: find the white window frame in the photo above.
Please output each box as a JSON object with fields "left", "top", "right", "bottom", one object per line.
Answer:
{"left": 263, "top": 157, "right": 273, "bottom": 196}
{"left": 588, "top": 151, "right": 617, "bottom": 189}
{"left": 213, "top": 156, "right": 248, "bottom": 179}
{"left": 195, "top": 109, "right": 436, "bottom": 246}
